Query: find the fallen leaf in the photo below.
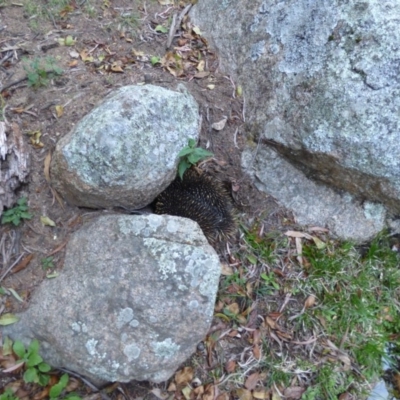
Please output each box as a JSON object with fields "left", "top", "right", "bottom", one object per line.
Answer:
{"left": 308, "top": 226, "right": 329, "bottom": 232}
{"left": 55, "top": 105, "right": 63, "bottom": 118}
{"left": 69, "top": 50, "right": 79, "bottom": 58}
{"left": 271, "top": 388, "right": 282, "bottom": 400}
{"left": 225, "top": 359, "right": 236, "bottom": 373}
{"left": 193, "top": 385, "right": 204, "bottom": 396}
{"left": 253, "top": 343, "right": 261, "bottom": 359}
{"left": 175, "top": 366, "right": 193, "bottom": 386}
{"left": 44, "top": 152, "right": 51, "bottom": 183}
{"left": 283, "top": 386, "right": 305, "bottom": 399}
{"left": 266, "top": 316, "right": 277, "bottom": 329}
{"left": 312, "top": 235, "right": 326, "bottom": 249}
{"left": 182, "top": 386, "right": 192, "bottom": 400}
{"left": 226, "top": 302, "right": 240, "bottom": 315}
{"left": 221, "top": 263, "right": 233, "bottom": 276}
{"left": 58, "top": 35, "right": 76, "bottom": 46}
{"left": 203, "top": 384, "right": 215, "bottom": 400}
{"left": 245, "top": 372, "right": 260, "bottom": 390}
{"left": 304, "top": 295, "right": 316, "bottom": 309}
{"left": 40, "top": 216, "right": 56, "bottom": 227}
{"left": 193, "top": 26, "right": 202, "bottom": 35}
{"left": 167, "top": 382, "right": 176, "bottom": 392}
{"left": 46, "top": 272, "right": 59, "bottom": 279}
{"left": 151, "top": 388, "right": 169, "bottom": 400}
{"left": 212, "top": 117, "right": 228, "bottom": 131}
{"left": 236, "top": 85, "right": 243, "bottom": 96}
{"left": 3, "top": 361, "right": 24, "bottom": 373}
{"left": 68, "top": 60, "right": 78, "bottom": 68}
{"left": 284, "top": 230, "right": 313, "bottom": 240}
{"left": 80, "top": 49, "right": 94, "bottom": 63}
{"left": 194, "top": 71, "right": 210, "bottom": 79}
{"left": 197, "top": 60, "right": 205, "bottom": 72}
{"left": 111, "top": 63, "right": 124, "bottom": 73}
{"left": 216, "top": 393, "right": 229, "bottom": 400}
{"left": 8, "top": 288, "right": 24, "bottom": 302}
{"left": 11, "top": 253, "right": 34, "bottom": 274}
{"left": 235, "top": 388, "right": 252, "bottom": 400}
{"left": 158, "top": 0, "right": 174, "bottom": 4}
{"left": 253, "top": 390, "right": 269, "bottom": 399}
{"left": 295, "top": 237, "right": 303, "bottom": 266}
{"left": 0, "top": 313, "right": 19, "bottom": 326}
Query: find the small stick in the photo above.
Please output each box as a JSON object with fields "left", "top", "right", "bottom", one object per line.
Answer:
{"left": 166, "top": 13, "right": 177, "bottom": 49}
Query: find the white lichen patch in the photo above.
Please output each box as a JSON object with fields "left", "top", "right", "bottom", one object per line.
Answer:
{"left": 85, "top": 338, "right": 99, "bottom": 357}
{"left": 151, "top": 338, "right": 180, "bottom": 359}
{"left": 143, "top": 238, "right": 183, "bottom": 280}
{"left": 123, "top": 343, "right": 141, "bottom": 361}
{"left": 116, "top": 307, "right": 135, "bottom": 329}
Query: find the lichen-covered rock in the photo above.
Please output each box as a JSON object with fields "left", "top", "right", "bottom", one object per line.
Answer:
{"left": 191, "top": 0, "right": 400, "bottom": 234}
{"left": 2, "top": 214, "right": 220, "bottom": 383}
{"left": 51, "top": 84, "right": 199, "bottom": 209}
{"left": 242, "top": 146, "right": 386, "bottom": 242}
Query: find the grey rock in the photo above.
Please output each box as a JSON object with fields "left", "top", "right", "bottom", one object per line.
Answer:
{"left": 2, "top": 214, "right": 220, "bottom": 383}
{"left": 191, "top": 0, "right": 400, "bottom": 230}
{"left": 51, "top": 84, "right": 200, "bottom": 209}
{"left": 242, "top": 146, "right": 386, "bottom": 242}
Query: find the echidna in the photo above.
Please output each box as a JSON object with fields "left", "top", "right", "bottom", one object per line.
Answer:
{"left": 155, "top": 168, "right": 236, "bottom": 243}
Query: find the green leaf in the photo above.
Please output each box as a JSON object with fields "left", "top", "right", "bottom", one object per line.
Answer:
{"left": 193, "top": 147, "right": 214, "bottom": 158}
{"left": 155, "top": 24, "right": 168, "bottom": 33}
{"left": 20, "top": 212, "right": 33, "bottom": 220}
{"left": 150, "top": 56, "right": 160, "bottom": 66}
{"left": 188, "top": 138, "right": 196, "bottom": 148}
{"left": 177, "top": 147, "right": 194, "bottom": 157}
{"left": 8, "top": 288, "right": 24, "bottom": 302}
{"left": 187, "top": 152, "right": 205, "bottom": 164}
{"left": 2, "top": 336, "right": 13, "bottom": 356}
{"left": 12, "top": 340, "right": 26, "bottom": 358}
{"left": 23, "top": 367, "right": 39, "bottom": 383}
{"left": 246, "top": 254, "right": 257, "bottom": 265}
{"left": 26, "top": 352, "right": 43, "bottom": 367}
{"left": 38, "top": 362, "right": 51, "bottom": 372}
{"left": 0, "top": 286, "right": 6, "bottom": 295}
{"left": 0, "top": 313, "right": 19, "bottom": 326}
{"left": 28, "top": 339, "right": 40, "bottom": 354}
{"left": 178, "top": 160, "right": 190, "bottom": 180}
{"left": 17, "top": 197, "right": 27, "bottom": 206}
{"left": 11, "top": 216, "right": 21, "bottom": 226}
{"left": 38, "top": 372, "right": 50, "bottom": 386}
{"left": 50, "top": 373, "right": 69, "bottom": 398}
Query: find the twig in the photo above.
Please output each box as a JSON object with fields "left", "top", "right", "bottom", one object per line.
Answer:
{"left": 0, "top": 252, "right": 25, "bottom": 282}
{"left": 176, "top": 4, "right": 192, "bottom": 29}
{"left": 166, "top": 13, "right": 177, "bottom": 49}
{"left": 58, "top": 368, "right": 112, "bottom": 400}
{"left": 166, "top": 4, "right": 192, "bottom": 49}
{"left": 0, "top": 76, "right": 28, "bottom": 93}
{"left": 233, "top": 127, "right": 239, "bottom": 149}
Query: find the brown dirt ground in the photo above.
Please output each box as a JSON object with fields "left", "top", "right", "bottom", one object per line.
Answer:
{"left": 0, "top": 1, "right": 298, "bottom": 399}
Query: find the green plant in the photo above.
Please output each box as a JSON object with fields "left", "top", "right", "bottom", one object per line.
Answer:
{"left": 1, "top": 197, "right": 33, "bottom": 226}
{"left": 0, "top": 389, "right": 20, "bottom": 400}
{"left": 23, "top": 57, "right": 63, "bottom": 88}
{"left": 49, "top": 373, "right": 81, "bottom": 399}
{"left": 150, "top": 56, "right": 161, "bottom": 66}
{"left": 177, "top": 139, "right": 213, "bottom": 179}
{"left": 41, "top": 256, "right": 55, "bottom": 270}
{"left": 12, "top": 339, "right": 51, "bottom": 386}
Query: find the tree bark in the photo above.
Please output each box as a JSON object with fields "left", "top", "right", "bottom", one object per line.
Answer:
{"left": 0, "top": 121, "right": 30, "bottom": 214}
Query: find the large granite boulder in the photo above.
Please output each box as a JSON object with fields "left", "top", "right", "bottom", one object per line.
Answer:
{"left": 51, "top": 84, "right": 200, "bottom": 209}
{"left": 191, "top": 0, "right": 400, "bottom": 240}
{"left": 2, "top": 214, "right": 221, "bottom": 383}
